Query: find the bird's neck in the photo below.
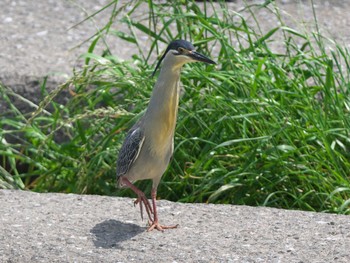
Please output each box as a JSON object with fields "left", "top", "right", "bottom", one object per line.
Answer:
{"left": 145, "top": 65, "right": 181, "bottom": 127}
{"left": 143, "top": 62, "right": 182, "bottom": 153}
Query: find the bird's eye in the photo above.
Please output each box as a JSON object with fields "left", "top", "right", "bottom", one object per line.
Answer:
{"left": 177, "top": 47, "right": 185, "bottom": 53}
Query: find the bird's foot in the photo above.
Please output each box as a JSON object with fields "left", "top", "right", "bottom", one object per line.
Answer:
{"left": 147, "top": 220, "right": 178, "bottom": 232}
{"left": 134, "top": 193, "right": 153, "bottom": 222}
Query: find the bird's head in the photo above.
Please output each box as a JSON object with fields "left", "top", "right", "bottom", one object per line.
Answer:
{"left": 152, "top": 39, "right": 216, "bottom": 77}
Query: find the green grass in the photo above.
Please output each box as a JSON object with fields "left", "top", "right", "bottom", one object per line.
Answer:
{"left": 1, "top": 0, "right": 350, "bottom": 214}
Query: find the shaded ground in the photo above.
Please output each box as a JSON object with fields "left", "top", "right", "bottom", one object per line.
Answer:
{"left": 1, "top": 190, "right": 350, "bottom": 262}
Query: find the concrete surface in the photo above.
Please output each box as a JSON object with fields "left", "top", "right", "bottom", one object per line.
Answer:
{"left": 1, "top": 0, "right": 349, "bottom": 104}
{"left": 1, "top": 0, "right": 349, "bottom": 80}
{"left": 1, "top": 1, "right": 350, "bottom": 262}
{"left": 1, "top": 189, "right": 350, "bottom": 262}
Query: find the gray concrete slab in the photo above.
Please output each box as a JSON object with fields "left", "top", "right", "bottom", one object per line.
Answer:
{"left": 0, "top": 0, "right": 115, "bottom": 78}
{"left": 1, "top": 0, "right": 349, "bottom": 81}
{"left": 1, "top": 189, "right": 350, "bottom": 262}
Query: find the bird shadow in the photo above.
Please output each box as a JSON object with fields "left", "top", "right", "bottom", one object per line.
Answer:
{"left": 90, "top": 219, "right": 144, "bottom": 249}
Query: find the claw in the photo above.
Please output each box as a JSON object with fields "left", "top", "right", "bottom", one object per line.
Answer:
{"left": 147, "top": 221, "right": 178, "bottom": 232}
{"left": 134, "top": 194, "right": 153, "bottom": 222}
{"left": 146, "top": 188, "right": 178, "bottom": 232}
{"left": 119, "top": 177, "right": 177, "bottom": 231}
{"left": 119, "top": 177, "right": 153, "bottom": 222}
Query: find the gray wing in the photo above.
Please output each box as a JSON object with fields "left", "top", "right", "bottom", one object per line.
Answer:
{"left": 116, "top": 125, "right": 145, "bottom": 177}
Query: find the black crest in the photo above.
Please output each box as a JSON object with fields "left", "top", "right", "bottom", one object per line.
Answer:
{"left": 152, "top": 40, "right": 195, "bottom": 77}
{"left": 167, "top": 39, "right": 195, "bottom": 52}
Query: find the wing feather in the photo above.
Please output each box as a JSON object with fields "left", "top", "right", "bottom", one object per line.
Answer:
{"left": 116, "top": 125, "right": 145, "bottom": 177}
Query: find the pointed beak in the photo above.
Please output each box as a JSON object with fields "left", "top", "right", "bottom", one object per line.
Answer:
{"left": 188, "top": 51, "right": 216, "bottom": 65}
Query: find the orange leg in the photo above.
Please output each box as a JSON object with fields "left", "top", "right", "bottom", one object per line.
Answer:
{"left": 147, "top": 188, "right": 178, "bottom": 232}
{"left": 120, "top": 177, "right": 153, "bottom": 222}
